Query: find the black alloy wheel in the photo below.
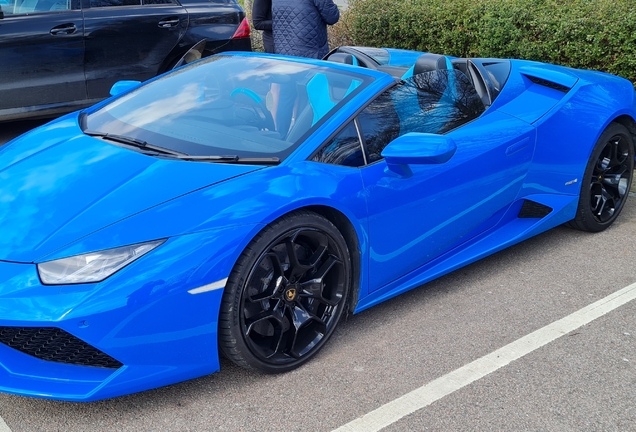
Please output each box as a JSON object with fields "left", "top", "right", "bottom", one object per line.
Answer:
{"left": 569, "top": 122, "right": 634, "bottom": 232}
{"left": 219, "top": 211, "right": 351, "bottom": 373}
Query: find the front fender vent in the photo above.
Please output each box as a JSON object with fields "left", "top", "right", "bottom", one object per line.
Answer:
{"left": 0, "top": 326, "right": 123, "bottom": 369}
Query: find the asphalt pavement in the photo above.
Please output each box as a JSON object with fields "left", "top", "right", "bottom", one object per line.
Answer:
{"left": 0, "top": 121, "right": 635, "bottom": 431}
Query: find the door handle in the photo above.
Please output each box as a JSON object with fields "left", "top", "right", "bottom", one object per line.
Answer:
{"left": 158, "top": 17, "right": 180, "bottom": 28}
{"left": 50, "top": 23, "right": 77, "bottom": 35}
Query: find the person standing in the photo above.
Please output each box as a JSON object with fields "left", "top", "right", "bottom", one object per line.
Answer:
{"left": 252, "top": 0, "right": 274, "bottom": 53}
{"left": 272, "top": 0, "right": 340, "bottom": 59}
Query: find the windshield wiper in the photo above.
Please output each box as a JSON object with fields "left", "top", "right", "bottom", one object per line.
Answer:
{"left": 84, "top": 130, "right": 187, "bottom": 157}
{"left": 84, "top": 130, "right": 280, "bottom": 165}
{"left": 175, "top": 155, "right": 281, "bottom": 165}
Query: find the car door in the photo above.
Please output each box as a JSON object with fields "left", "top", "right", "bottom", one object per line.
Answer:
{"left": 0, "top": 0, "right": 86, "bottom": 116}
{"left": 357, "top": 70, "right": 537, "bottom": 292}
{"left": 83, "top": 0, "right": 187, "bottom": 99}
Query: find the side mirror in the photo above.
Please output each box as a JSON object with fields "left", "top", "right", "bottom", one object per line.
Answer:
{"left": 0, "top": 5, "right": 4, "bottom": 19}
{"left": 381, "top": 132, "right": 457, "bottom": 176}
{"left": 109, "top": 80, "right": 141, "bottom": 97}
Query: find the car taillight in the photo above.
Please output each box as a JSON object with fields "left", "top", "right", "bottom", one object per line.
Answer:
{"left": 232, "top": 17, "right": 251, "bottom": 39}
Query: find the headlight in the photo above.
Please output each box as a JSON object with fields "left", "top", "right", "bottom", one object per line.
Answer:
{"left": 38, "top": 240, "right": 166, "bottom": 285}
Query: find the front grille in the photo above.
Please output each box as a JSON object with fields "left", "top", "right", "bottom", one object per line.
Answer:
{"left": 0, "top": 326, "right": 123, "bottom": 369}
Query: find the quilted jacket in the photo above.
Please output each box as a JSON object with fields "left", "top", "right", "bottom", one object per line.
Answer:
{"left": 272, "top": 0, "right": 340, "bottom": 59}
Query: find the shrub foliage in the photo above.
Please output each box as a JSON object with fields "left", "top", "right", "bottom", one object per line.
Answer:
{"left": 344, "top": 0, "right": 636, "bottom": 83}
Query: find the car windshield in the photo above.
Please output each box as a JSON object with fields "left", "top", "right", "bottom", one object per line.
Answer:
{"left": 346, "top": 47, "right": 422, "bottom": 68}
{"left": 84, "top": 55, "right": 371, "bottom": 161}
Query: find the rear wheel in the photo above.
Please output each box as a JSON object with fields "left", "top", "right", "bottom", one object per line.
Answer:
{"left": 219, "top": 211, "right": 351, "bottom": 373}
{"left": 568, "top": 122, "right": 634, "bottom": 232}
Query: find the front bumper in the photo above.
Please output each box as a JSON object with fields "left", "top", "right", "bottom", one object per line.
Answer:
{"left": 0, "top": 226, "right": 254, "bottom": 401}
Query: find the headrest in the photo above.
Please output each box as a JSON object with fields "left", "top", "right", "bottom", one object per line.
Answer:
{"left": 326, "top": 53, "right": 355, "bottom": 65}
{"left": 413, "top": 53, "right": 451, "bottom": 75}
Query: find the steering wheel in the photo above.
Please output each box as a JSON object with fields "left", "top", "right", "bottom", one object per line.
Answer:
{"left": 230, "top": 88, "right": 276, "bottom": 131}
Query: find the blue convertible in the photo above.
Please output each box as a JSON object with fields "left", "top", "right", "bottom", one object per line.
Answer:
{"left": 0, "top": 46, "right": 634, "bottom": 401}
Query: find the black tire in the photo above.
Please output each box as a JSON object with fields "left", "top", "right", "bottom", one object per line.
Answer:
{"left": 219, "top": 210, "right": 351, "bottom": 373}
{"left": 568, "top": 122, "right": 634, "bottom": 232}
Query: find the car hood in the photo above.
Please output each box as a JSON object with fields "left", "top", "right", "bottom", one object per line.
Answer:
{"left": 0, "top": 116, "right": 262, "bottom": 262}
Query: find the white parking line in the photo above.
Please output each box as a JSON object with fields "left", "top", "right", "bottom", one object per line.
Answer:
{"left": 0, "top": 416, "right": 11, "bottom": 432}
{"left": 334, "top": 281, "right": 636, "bottom": 432}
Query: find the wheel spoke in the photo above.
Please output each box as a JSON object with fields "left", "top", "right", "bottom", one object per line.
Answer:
{"left": 285, "top": 236, "right": 313, "bottom": 280}
{"left": 314, "top": 254, "right": 342, "bottom": 281}
{"left": 288, "top": 304, "right": 327, "bottom": 359}
{"left": 299, "top": 255, "right": 342, "bottom": 307}
{"left": 609, "top": 136, "right": 626, "bottom": 167}
{"left": 290, "top": 304, "right": 315, "bottom": 330}
{"left": 244, "top": 302, "right": 285, "bottom": 335}
{"left": 304, "top": 233, "right": 329, "bottom": 269}
{"left": 592, "top": 187, "right": 616, "bottom": 222}
{"left": 602, "top": 168, "right": 628, "bottom": 199}
{"left": 246, "top": 253, "right": 287, "bottom": 302}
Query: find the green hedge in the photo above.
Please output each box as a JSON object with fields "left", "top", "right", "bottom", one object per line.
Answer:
{"left": 344, "top": 0, "right": 636, "bottom": 84}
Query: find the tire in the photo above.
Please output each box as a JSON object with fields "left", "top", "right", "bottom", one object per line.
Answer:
{"left": 568, "top": 122, "right": 634, "bottom": 232}
{"left": 219, "top": 210, "right": 351, "bottom": 373}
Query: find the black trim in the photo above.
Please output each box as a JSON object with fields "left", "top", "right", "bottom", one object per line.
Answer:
{"left": 518, "top": 200, "right": 553, "bottom": 219}
{"left": 525, "top": 75, "right": 570, "bottom": 93}
{"left": 0, "top": 326, "right": 123, "bottom": 369}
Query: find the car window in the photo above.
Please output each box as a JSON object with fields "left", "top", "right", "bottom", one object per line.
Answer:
{"left": 84, "top": 55, "right": 371, "bottom": 161}
{"left": 312, "top": 120, "right": 365, "bottom": 168}
{"left": 0, "top": 0, "right": 74, "bottom": 14}
{"left": 358, "top": 69, "right": 485, "bottom": 164}
{"left": 90, "top": 0, "right": 140, "bottom": 7}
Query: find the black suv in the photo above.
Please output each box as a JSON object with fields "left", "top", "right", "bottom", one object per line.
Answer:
{"left": 0, "top": 0, "right": 251, "bottom": 122}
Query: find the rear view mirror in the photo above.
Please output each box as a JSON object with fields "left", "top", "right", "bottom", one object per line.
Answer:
{"left": 109, "top": 80, "right": 141, "bottom": 97}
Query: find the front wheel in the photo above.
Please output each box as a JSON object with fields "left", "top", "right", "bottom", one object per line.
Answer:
{"left": 568, "top": 122, "right": 634, "bottom": 232}
{"left": 219, "top": 211, "right": 351, "bottom": 373}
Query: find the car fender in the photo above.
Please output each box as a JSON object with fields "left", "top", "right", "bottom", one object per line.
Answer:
{"left": 518, "top": 75, "right": 636, "bottom": 199}
{"left": 38, "top": 161, "right": 372, "bottom": 302}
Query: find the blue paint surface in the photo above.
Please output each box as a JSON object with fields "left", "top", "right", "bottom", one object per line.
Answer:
{"left": 0, "top": 50, "right": 634, "bottom": 401}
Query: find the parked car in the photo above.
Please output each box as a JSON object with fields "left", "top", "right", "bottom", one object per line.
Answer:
{"left": 0, "top": 0, "right": 251, "bottom": 122}
{"left": 0, "top": 47, "right": 634, "bottom": 401}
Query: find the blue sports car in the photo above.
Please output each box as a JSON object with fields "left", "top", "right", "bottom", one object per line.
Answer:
{"left": 0, "top": 46, "right": 634, "bottom": 401}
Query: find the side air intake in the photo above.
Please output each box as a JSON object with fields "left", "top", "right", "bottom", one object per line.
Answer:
{"left": 0, "top": 326, "right": 123, "bottom": 369}
{"left": 518, "top": 65, "right": 578, "bottom": 92}
{"left": 518, "top": 200, "right": 553, "bottom": 219}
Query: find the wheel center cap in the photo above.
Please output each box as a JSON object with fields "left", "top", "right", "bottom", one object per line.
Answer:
{"left": 284, "top": 287, "right": 298, "bottom": 302}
